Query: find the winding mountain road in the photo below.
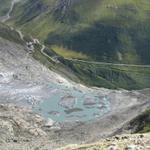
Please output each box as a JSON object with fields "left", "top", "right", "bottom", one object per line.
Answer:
{"left": 39, "top": 43, "right": 150, "bottom": 68}
{"left": 1, "top": 0, "right": 20, "bottom": 23}
{"left": 16, "top": 30, "right": 24, "bottom": 40}
{"left": 40, "top": 44, "right": 52, "bottom": 59}
{"left": 65, "top": 58, "right": 150, "bottom": 68}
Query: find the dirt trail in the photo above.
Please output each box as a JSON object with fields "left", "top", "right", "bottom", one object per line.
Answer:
{"left": 1, "top": 0, "right": 20, "bottom": 23}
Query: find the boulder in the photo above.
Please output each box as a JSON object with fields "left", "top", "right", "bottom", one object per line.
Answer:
{"left": 124, "top": 145, "right": 138, "bottom": 150}
{"left": 107, "top": 143, "right": 120, "bottom": 150}
{"left": 44, "top": 118, "right": 55, "bottom": 127}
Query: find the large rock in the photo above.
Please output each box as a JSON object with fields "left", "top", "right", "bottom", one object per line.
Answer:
{"left": 124, "top": 145, "right": 138, "bottom": 150}
{"left": 83, "top": 97, "right": 97, "bottom": 106}
{"left": 59, "top": 95, "right": 76, "bottom": 109}
{"left": 107, "top": 143, "right": 120, "bottom": 150}
{"left": 44, "top": 118, "right": 55, "bottom": 127}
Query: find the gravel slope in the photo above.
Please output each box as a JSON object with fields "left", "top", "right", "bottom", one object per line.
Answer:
{"left": 0, "top": 36, "right": 149, "bottom": 149}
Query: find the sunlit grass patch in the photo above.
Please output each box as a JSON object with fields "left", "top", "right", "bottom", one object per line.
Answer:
{"left": 51, "top": 45, "right": 89, "bottom": 60}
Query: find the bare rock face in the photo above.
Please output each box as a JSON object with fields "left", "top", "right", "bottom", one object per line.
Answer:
{"left": 0, "top": 104, "right": 63, "bottom": 149}
{"left": 0, "top": 104, "right": 47, "bottom": 140}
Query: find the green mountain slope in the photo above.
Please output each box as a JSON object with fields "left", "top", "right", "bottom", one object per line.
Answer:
{"left": 62, "top": 59, "right": 150, "bottom": 89}
{"left": 0, "top": 0, "right": 150, "bottom": 90}
{"left": 0, "top": 0, "right": 11, "bottom": 16}
{"left": 8, "top": 0, "right": 150, "bottom": 64}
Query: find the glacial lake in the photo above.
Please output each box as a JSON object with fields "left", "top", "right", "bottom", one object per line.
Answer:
{"left": 33, "top": 83, "right": 110, "bottom": 122}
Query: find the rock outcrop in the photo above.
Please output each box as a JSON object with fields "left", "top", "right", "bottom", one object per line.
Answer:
{"left": 0, "top": 104, "right": 61, "bottom": 149}
{"left": 58, "top": 134, "right": 150, "bottom": 150}
{"left": 0, "top": 103, "right": 149, "bottom": 150}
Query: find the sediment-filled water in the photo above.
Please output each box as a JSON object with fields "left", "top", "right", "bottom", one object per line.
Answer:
{"left": 33, "top": 82, "right": 110, "bottom": 122}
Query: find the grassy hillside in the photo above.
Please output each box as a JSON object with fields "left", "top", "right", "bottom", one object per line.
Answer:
{"left": 116, "top": 109, "right": 150, "bottom": 134}
{"left": 8, "top": 0, "right": 150, "bottom": 64}
{"left": 0, "top": 0, "right": 150, "bottom": 90}
{"left": 0, "top": 0, "right": 11, "bottom": 16}
{"left": 129, "top": 109, "right": 150, "bottom": 133}
{"left": 62, "top": 59, "right": 150, "bottom": 89}
{"left": 0, "top": 23, "right": 24, "bottom": 44}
